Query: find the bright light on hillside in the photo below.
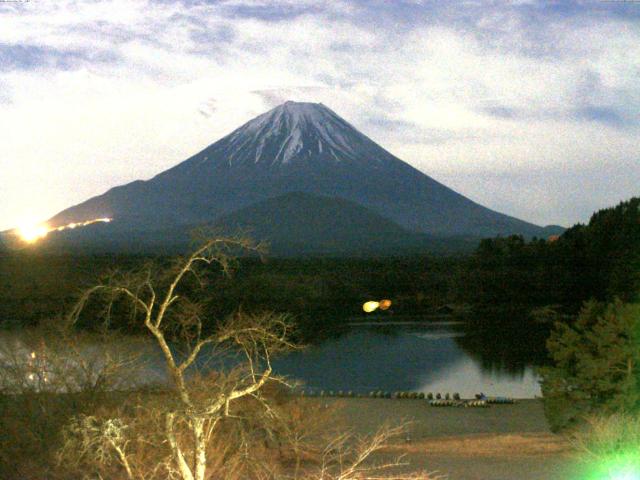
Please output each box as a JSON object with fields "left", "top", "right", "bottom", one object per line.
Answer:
{"left": 16, "top": 222, "right": 49, "bottom": 243}
{"left": 13, "top": 217, "right": 113, "bottom": 244}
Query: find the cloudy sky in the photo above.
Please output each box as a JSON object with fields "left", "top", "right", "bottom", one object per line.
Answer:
{"left": 1, "top": 0, "right": 639, "bottom": 231}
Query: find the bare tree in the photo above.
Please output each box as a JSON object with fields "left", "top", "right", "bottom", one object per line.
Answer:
{"left": 65, "top": 236, "right": 299, "bottom": 480}
{"left": 58, "top": 236, "right": 441, "bottom": 480}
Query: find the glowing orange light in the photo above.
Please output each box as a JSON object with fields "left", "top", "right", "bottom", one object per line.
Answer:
{"left": 379, "top": 299, "right": 392, "bottom": 310}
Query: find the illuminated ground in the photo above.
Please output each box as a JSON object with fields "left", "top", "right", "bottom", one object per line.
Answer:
{"left": 312, "top": 398, "right": 577, "bottom": 480}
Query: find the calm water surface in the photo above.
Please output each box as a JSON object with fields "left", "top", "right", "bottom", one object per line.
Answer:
{"left": 273, "top": 320, "right": 547, "bottom": 398}
{"left": 1, "top": 318, "right": 549, "bottom": 398}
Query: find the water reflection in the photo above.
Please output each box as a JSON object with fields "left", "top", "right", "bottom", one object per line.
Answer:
{"left": 453, "top": 321, "right": 550, "bottom": 376}
{"left": 273, "top": 324, "right": 460, "bottom": 393}
{"left": 273, "top": 320, "right": 548, "bottom": 398}
{"left": 418, "top": 357, "right": 542, "bottom": 399}
{"left": 0, "top": 318, "right": 550, "bottom": 398}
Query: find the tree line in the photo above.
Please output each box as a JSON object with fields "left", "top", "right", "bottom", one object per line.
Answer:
{"left": 2, "top": 198, "right": 638, "bottom": 336}
{"left": 463, "top": 197, "right": 640, "bottom": 312}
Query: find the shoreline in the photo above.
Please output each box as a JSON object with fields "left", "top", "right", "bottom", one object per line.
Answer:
{"left": 346, "top": 319, "right": 465, "bottom": 326}
{"left": 315, "top": 398, "right": 554, "bottom": 438}
{"left": 309, "top": 397, "right": 575, "bottom": 480}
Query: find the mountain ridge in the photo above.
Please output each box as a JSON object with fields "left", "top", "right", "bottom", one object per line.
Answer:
{"left": 213, "top": 191, "right": 480, "bottom": 255}
{"left": 19, "top": 192, "right": 480, "bottom": 256}
{"left": 46, "top": 101, "right": 559, "bottom": 247}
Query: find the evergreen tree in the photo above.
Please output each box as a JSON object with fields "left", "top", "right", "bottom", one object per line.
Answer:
{"left": 539, "top": 299, "right": 640, "bottom": 431}
{"left": 467, "top": 197, "right": 640, "bottom": 310}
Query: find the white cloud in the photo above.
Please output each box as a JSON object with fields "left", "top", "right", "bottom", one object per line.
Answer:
{"left": 1, "top": 0, "right": 639, "bottom": 230}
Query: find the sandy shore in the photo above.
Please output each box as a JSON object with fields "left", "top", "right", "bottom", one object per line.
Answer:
{"left": 305, "top": 398, "right": 577, "bottom": 480}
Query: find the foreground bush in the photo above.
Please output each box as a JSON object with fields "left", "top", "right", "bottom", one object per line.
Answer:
{"left": 570, "top": 413, "right": 640, "bottom": 479}
{"left": 539, "top": 299, "right": 640, "bottom": 431}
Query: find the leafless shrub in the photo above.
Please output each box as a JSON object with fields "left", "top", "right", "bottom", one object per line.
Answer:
{"left": 307, "top": 422, "right": 444, "bottom": 480}
{"left": 0, "top": 319, "right": 144, "bottom": 479}
{"left": 0, "top": 319, "right": 143, "bottom": 395}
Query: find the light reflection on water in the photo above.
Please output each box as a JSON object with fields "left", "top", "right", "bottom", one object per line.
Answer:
{"left": 417, "top": 357, "right": 541, "bottom": 399}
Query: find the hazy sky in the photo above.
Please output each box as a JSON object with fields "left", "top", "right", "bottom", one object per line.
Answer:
{"left": 1, "top": 0, "right": 639, "bottom": 231}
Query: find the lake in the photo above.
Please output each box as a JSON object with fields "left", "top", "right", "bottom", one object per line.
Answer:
{"left": 0, "top": 318, "right": 550, "bottom": 398}
{"left": 273, "top": 320, "right": 549, "bottom": 399}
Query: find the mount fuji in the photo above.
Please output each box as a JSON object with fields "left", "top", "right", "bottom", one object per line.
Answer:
{"left": 41, "top": 101, "right": 560, "bottom": 253}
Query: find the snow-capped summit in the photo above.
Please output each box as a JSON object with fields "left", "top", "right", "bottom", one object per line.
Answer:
{"left": 164, "top": 101, "right": 393, "bottom": 172}
{"left": 224, "top": 101, "right": 364, "bottom": 165}
{"left": 48, "top": 101, "right": 555, "bottom": 240}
